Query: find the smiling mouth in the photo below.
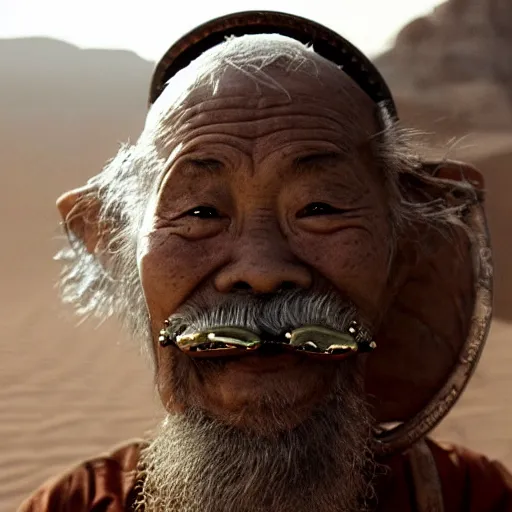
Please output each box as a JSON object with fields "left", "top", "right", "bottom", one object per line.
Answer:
{"left": 159, "top": 322, "right": 376, "bottom": 361}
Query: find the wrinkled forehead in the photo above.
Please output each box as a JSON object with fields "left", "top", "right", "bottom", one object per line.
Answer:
{"left": 143, "top": 34, "right": 379, "bottom": 156}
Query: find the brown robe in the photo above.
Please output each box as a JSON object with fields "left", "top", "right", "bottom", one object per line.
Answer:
{"left": 17, "top": 437, "right": 512, "bottom": 511}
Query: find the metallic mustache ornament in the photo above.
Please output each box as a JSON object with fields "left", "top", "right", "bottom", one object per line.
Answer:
{"left": 158, "top": 320, "right": 376, "bottom": 360}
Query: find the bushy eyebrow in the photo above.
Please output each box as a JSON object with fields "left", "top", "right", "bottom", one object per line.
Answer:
{"left": 168, "top": 148, "right": 355, "bottom": 182}
{"left": 189, "top": 158, "right": 224, "bottom": 171}
{"left": 171, "top": 157, "right": 226, "bottom": 179}
{"left": 292, "top": 151, "right": 350, "bottom": 173}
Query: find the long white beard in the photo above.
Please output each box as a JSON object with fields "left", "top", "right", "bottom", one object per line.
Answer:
{"left": 137, "top": 362, "right": 376, "bottom": 512}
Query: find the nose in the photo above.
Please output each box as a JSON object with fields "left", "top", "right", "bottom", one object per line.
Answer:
{"left": 214, "top": 231, "right": 313, "bottom": 295}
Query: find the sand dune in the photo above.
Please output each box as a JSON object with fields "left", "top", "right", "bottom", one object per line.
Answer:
{"left": 2, "top": 5, "right": 512, "bottom": 507}
{"left": 0, "top": 39, "right": 157, "bottom": 509}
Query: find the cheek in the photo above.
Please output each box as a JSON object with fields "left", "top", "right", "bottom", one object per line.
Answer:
{"left": 296, "top": 221, "right": 392, "bottom": 320}
{"left": 154, "top": 345, "right": 195, "bottom": 413}
{"left": 137, "top": 229, "right": 228, "bottom": 330}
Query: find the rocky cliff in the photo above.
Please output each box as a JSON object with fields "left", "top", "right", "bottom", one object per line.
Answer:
{"left": 377, "top": 0, "right": 512, "bottom": 131}
{"left": 376, "top": 0, "right": 512, "bottom": 318}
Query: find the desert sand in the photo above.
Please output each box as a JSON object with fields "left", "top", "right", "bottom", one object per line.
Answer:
{"left": 2, "top": 2, "right": 512, "bottom": 509}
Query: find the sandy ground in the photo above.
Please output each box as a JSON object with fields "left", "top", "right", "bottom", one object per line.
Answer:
{"left": 0, "top": 299, "right": 160, "bottom": 509}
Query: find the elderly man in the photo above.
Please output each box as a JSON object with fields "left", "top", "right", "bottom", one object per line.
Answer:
{"left": 19, "top": 11, "right": 512, "bottom": 512}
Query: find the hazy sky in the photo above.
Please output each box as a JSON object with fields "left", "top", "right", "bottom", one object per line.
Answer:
{"left": 1, "top": 0, "right": 442, "bottom": 61}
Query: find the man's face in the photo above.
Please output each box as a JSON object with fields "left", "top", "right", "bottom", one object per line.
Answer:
{"left": 137, "top": 59, "right": 393, "bottom": 433}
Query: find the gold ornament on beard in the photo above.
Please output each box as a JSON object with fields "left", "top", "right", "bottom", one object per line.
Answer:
{"left": 158, "top": 320, "right": 376, "bottom": 360}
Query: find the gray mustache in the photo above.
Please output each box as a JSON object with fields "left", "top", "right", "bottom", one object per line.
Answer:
{"left": 166, "top": 290, "right": 359, "bottom": 338}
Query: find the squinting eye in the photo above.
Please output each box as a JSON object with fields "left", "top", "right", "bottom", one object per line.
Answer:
{"left": 297, "top": 202, "right": 341, "bottom": 218}
{"left": 185, "top": 206, "right": 221, "bottom": 219}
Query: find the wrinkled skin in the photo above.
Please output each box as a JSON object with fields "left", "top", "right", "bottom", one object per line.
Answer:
{"left": 135, "top": 60, "right": 395, "bottom": 434}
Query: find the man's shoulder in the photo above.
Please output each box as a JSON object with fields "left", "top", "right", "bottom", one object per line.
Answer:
{"left": 380, "top": 438, "right": 512, "bottom": 512}
{"left": 426, "top": 438, "right": 512, "bottom": 511}
{"left": 17, "top": 440, "right": 145, "bottom": 512}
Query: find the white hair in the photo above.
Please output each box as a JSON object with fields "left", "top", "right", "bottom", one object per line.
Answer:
{"left": 134, "top": 359, "right": 377, "bottom": 512}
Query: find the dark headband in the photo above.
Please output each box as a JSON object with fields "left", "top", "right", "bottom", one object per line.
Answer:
{"left": 148, "top": 10, "right": 399, "bottom": 122}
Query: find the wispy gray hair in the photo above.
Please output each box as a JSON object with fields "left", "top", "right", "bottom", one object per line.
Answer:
{"left": 136, "top": 359, "right": 377, "bottom": 512}
{"left": 167, "top": 288, "right": 358, "bottom": 341}
{"left": 56, "top": 34, "right": 478, "bottom": 360}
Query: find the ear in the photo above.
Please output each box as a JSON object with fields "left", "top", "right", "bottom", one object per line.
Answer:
{"left": 57, "top": 184, "right": 103, "bottom": 255}
{"left": 421, "top": 159, "right": 485, "bottom": 191}
{"left": 368, "top": 159, "right": 488, "bottom": 425}
{"left": 381, "top": 159, "right": 485, "bottom": 316}
{"left": 400, "top": 159, "right": 485, "bottom": 206}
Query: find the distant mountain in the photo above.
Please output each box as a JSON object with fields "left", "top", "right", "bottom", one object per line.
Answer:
{"left": 0, "top": 38, "right": 152, "bottom": 301}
